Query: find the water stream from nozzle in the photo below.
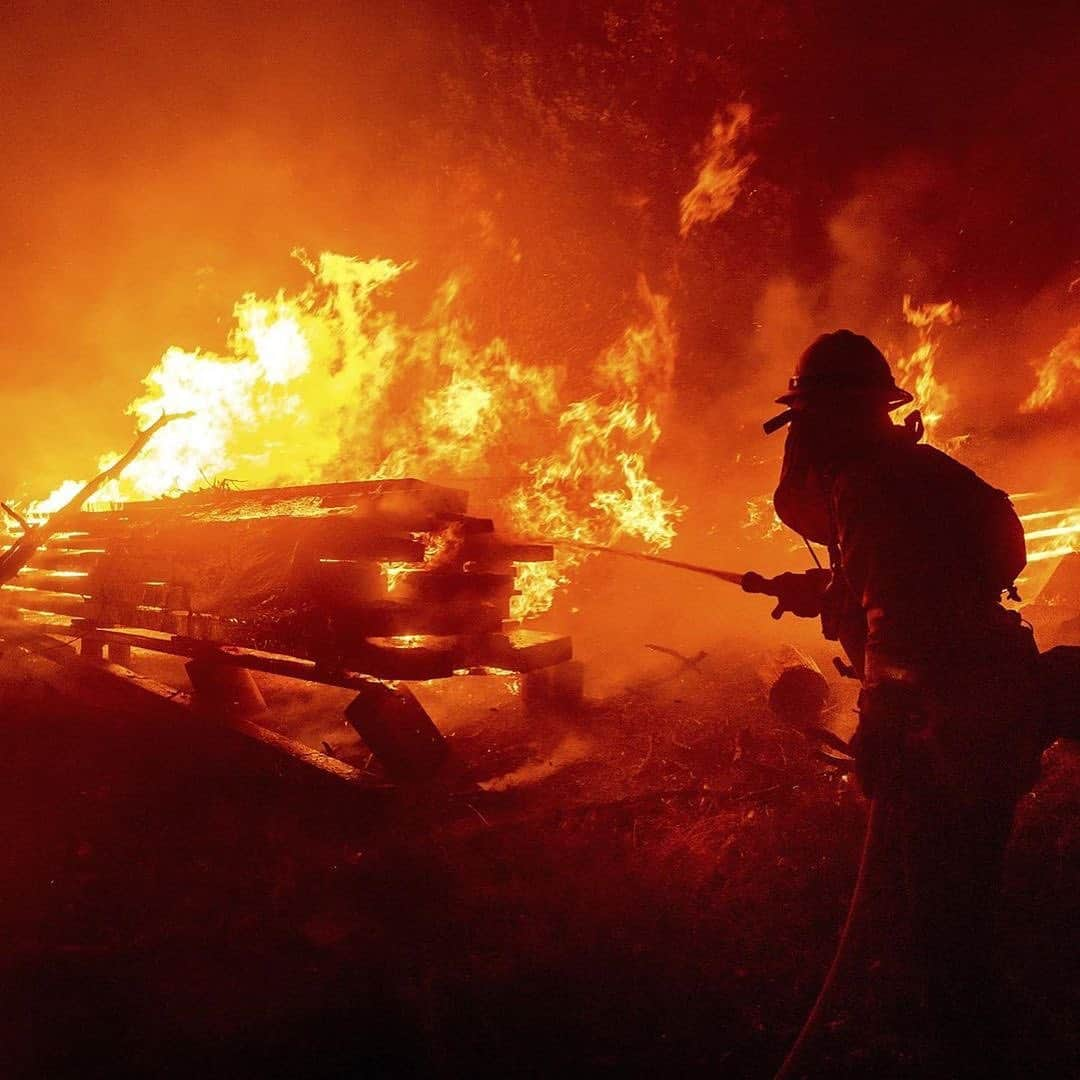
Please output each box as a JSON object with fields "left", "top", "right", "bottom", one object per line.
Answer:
{"left": 534, "top": 537, "right": 746, "bottom": 585}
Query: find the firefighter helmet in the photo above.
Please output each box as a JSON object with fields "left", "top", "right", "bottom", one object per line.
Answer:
{"left": 776, "top": 330, "right": 913, "bottom": 410}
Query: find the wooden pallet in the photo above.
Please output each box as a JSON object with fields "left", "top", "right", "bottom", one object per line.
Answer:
{"left": 0, "top": 479, "right": 577, "bottom": 783}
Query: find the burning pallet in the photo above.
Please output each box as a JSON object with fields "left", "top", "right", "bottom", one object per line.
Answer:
{"left": 0, "top": 478, "right": 578, "bottom": 783}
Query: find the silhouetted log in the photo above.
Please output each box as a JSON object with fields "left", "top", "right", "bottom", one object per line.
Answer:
{"left": 345, "top": 683, "right": 449, "bottom": 782}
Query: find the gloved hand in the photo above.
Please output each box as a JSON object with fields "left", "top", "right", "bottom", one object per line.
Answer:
{"left": 851, "top": 680, "right": 924, "bottom": 798}
{"left": 742, "top": 568, "right": 832, "bottom": 620}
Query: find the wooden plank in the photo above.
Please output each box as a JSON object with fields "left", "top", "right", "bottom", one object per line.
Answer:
{"left": 0, "top": 611, "right": 74, "bottom": 634}
{"left": 224, "top": 713, "right": 372, "bottom": 786}
{"left": 7, "top": 633, "right": 373, "bottom": 789}
{"left": 62, "top": 478, "right": 469, "bottom": 528}
{"left": 390, "top": 570, "right": 516, "bottom": 604}
{"left": 307, "top": 559, "right": 389, "bottom": 605}
{"left": 74, "top": 627, "right": 398, "bottom": 690}
{"left": 313, "top": 534, "right": 425, "bottom": 562}
{"left": 331, "top": 601, "right": 508, "bottom": 637}
{"left": 40, "top": 534, "right": 110, "bottom": 550}
{"left": 95, "top": 580, "right": 186, "bottom": 609}
{"left": 13, "top": 569, "right": 93, "bottom": 595}
{"left": 65, "top": 518, "right": 424, "bottom": 567}
{"left": 26, "top": 548, "right": 105, "bottom": 572}
{"left": 346, "top": 636, "right": 465, "bottom": 680}
{"left": 0, "top": 585, "right": 89, "bottom": 617}
{"left": 58, "top": 622, "right": 469, "bottom": 683}
{"left": 470, "top": 630, "right": 574, "bottom": 672}
{"left": 460, "top": 534, "right": 555, "bottom": 563}
{"left": 435, "top": 513, "right": 495, "bottom": 534}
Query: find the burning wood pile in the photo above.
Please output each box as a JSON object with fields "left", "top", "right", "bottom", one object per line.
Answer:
{"left": 0, "top": 476, "right": 576, "bottom": 782}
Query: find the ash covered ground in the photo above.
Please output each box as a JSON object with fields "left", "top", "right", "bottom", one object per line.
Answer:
{"left": 1, "top": 629, "right": 1077, "bottom": 1078}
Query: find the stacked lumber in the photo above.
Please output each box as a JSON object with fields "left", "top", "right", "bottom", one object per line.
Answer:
{"left": 0, "top": 478, "right": 571, "bottom": 682}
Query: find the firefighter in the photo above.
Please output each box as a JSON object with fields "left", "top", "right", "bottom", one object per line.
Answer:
{"left": 758, "top": 330, "right": 1045, "bottom": 1074}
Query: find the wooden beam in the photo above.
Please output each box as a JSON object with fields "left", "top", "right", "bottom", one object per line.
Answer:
{"left": 390, "top": 570, "right": 515, "bottom": 604}
{"left": 25, "top": 548, "right": 105, "bottom": 572}
{"left": 61, "top": 477, "right": 469, "bottom": 527}
{"left": 0, "top": 585, "right": 89, "bottom": 617}
{"left": 345, "top": 682, "right": 449, "bottom": 782}
{"left": 471, "top": 630, "right": 574, "bottom": 672}
{"left": 13, "top": 569, "right": 94, "bottom": 595}
{"left": 460, "top": 535, "right": 555, "bottom": 563}
{"left": 6, "top": 632, "right": 374, "bottom": 790}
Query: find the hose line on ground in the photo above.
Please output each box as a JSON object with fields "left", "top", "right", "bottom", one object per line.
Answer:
{"left": 773, "top": 798, "right": 884, "bottom": 1080}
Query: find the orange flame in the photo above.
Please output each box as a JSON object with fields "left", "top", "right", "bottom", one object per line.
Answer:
{"left": 895, "top": 295, "right": 960, "bottom": 438}
{"left": 1021, "top": 324, "right": 1080, "bottom": 412}
{"left": 679, "top": 104, "right": 754, "bottom": 238}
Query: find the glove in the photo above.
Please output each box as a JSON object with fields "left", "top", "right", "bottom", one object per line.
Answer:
{"left": 742, "top": 569, "right": 832, "bottom": 620}
{"left": 851, "top": 680, "right": 924, "bottom": 798}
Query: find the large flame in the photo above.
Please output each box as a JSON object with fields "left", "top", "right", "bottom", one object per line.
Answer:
{"left": 17, "top": 251, "right": 682, "bottom": 621}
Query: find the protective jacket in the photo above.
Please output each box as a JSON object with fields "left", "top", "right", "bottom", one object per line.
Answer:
{"left": 818, "top": 431, "right": 1044, "bottom": 799}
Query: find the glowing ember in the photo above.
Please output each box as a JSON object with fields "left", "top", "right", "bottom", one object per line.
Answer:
{"left": 386, "top": 635, "right": 428, "bottom": 649}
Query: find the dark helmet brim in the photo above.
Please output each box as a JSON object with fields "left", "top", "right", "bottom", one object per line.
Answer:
{"left": 774, "top": 384, "right": 914, "bottom": 410}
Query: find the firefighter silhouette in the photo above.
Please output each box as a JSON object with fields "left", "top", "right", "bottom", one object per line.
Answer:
{"left": 760, "top": 330, "right": 1045, "bottom": 1074}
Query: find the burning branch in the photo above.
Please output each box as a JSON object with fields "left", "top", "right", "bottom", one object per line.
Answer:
{"left": 0, "top": 502, "right": 30, "bottom": 534}
{"left": 0, "top": 412, "right": 191, "bottom": 586}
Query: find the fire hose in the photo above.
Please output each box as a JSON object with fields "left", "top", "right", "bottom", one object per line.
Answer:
{"left": 530, "top": 537, "right": 784, "bottom": 592}
{"left": 543, "top": 537, "right": 877, "bottom": 1076}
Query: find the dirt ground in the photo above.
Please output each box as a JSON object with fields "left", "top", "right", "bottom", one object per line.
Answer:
{"left": 0, "top": 640, "right": 1077, "bottom": 1079}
